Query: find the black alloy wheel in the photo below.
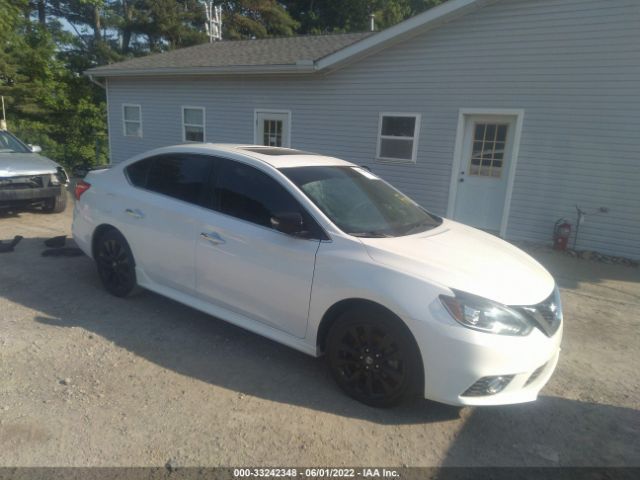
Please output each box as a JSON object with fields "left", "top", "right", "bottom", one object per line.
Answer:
{"left": 326, "top": 308, "right": 421, "bottom": 407}
{"left": 95, "top": 229, "right": 137, "bottom": 297}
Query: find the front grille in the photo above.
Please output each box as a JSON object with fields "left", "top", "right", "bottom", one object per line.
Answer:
{"left": 0, "top": 175, "right": 46, "bottom": 190}
{"left": 525, "top": 363, "right": 547, "bottom": 387}
{"left": 515, "top": 289, "right": 562, "bottom": 337}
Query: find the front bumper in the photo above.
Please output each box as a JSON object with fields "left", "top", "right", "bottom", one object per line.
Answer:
{"left": 0, "top": 185, "right": 64, "bottom": 203}
{"left": 412, "top": 300, "right": 563, "bottom": 406}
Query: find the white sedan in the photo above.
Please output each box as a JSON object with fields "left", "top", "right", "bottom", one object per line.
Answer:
{"left": 72, "top": 144, "right": 562, "bottom": 407}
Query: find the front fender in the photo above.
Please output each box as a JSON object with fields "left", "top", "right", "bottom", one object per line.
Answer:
{"left": 307, "top": 236, "right": 453, "bottom": 348}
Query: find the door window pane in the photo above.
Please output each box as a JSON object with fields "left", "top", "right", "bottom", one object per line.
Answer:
{"left": 263, "top": 119, "right": 283, "bottom": 146}
{"left": 468, "top": 122, "right": 509, "bottom": 178}
{"left": 214, "top": 160, "right": 302, "bottom": 229}
{"left": 145, "top": 154, "right": 212, "bottom": 204}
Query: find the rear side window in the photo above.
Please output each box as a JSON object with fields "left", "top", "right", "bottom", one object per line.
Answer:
{"left": 126, "top": 158, "right": 152, "bottom": 187}
{"left": 126, "top": 154, "right": 212, "bottom": 205}
{"left": 213, "top": 159, "right": 308, "bottom": 231}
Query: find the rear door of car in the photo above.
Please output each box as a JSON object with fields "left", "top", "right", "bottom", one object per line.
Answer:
{"left": 193, "top": 157, "right": 322, "bottom": 338}
{"left": 120, "top": 153, "right": 214, "bottom": 294}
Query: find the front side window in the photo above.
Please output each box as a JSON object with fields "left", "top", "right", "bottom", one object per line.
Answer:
{"left": 123, "top": 104, "right": 142, "bottom": 137}
{"left": 281, "top": 165, "right": 441, "bottom": 238}
{"left": 183, "top": 107, "right": 205, "bottom": 142}
{"left": 213, "top": 159, "right": 306, "bottom": 230}
{"left": 126, "top": 154, "right": 212, "bottom": 205}
{"left": 377, "top": 113, "right": 421, "bottom": 163}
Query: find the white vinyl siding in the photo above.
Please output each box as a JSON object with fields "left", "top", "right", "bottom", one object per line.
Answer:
{"left": 182, "top": 106, "right": 205, "bottom": 142}
{"left": 376, "top": 113, "right": 421, "bottom": 163}
{"left": 122, "top": 104, "right": 142, "bottom": 137}
{"left": 106, "top": 0, "right": 640, "bottom": 259}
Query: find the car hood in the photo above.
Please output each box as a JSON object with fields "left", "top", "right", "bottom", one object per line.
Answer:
{"left": 0, "top": 153, "right": 60, "bottom": 176}
{"left": 359, "top": 219, "right": 555, "bottom": 306}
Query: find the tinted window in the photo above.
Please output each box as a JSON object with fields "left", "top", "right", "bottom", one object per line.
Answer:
{"left": 138, "top": 154, "right": 212, "bottom": 205}
{"left": 213, "top": 159, "right": 311, "bottom": 232}
{"left": 126, "top": 158, "right": 152, "bottom": 187}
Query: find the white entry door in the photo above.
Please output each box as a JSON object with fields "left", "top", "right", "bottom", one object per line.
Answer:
{"left": 255, "top": 111, "right": 290, "bottom": 147}
{"left": 452, "top": 115, "right": 516, "bottom": 232}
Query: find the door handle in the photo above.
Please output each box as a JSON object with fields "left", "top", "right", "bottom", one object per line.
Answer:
{"left": 200, "top": 231, "right": 225, "bottom": 245}
{"left": 459, "top": 178, "right": 464, "bottom": 182}
{"left": 125, "top": 208, "right": 145, "bottom": 219}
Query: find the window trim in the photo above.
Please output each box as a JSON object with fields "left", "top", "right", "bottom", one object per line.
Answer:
{"left": 182, "top": 106, "right": 206, "bottom": 143}
{"left": 122, "top": 103, "right": 142, "bottom": 138}
{"left": 375, "top": 112, "right": 421, "bottom": 164}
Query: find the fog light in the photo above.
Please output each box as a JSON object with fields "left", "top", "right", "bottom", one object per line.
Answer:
{"left": 462, "top": 375, "right": 514, "bottom": 397}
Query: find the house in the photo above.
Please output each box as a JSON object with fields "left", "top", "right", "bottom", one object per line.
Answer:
{"left": 86, "top": 0, "right": 640, "bottom": 260}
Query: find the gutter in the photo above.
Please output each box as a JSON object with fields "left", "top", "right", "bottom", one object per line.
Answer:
{"left": 88, "top": 74, "right": 106, "bottom": 89}
{"left": 84, "top": 62, "right": 318, "bottom": 79}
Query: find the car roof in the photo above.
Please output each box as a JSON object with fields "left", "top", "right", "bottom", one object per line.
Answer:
{"left": 156, "top": 143, "right": 355, "bottom": 170}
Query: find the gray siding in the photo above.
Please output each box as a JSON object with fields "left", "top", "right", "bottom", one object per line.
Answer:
{"left": 107, "top": 0, "right": 640, "bottom": 259}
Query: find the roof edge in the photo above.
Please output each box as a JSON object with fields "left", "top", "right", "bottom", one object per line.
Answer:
{"left": 85, "top": 62, "right": 317, "bottom": 78}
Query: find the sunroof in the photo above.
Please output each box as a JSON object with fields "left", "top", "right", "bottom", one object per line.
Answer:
{"left": 239, "top": 147, "right": 318, "bottom": 156}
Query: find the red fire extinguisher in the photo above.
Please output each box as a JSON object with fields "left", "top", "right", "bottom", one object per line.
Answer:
{"left": 553, "top": 219, "right": 572, "bottom": 251}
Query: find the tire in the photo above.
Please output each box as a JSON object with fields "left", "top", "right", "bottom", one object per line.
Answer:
{"left": 326, "top": 307, "right": 422, "bottom": 407}
{"left": 94, "top": 229, "right": 138, "bottom": 297}
{"left": 42, "top": 191, "right": 67, "bottom": 213}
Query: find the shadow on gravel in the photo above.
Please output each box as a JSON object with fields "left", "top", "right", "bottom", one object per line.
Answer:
{"left": 5, "top": 237, "right": 459, "bottom": 425}
{"left": 439, "top": 396, "right": 640, "bottom": 468}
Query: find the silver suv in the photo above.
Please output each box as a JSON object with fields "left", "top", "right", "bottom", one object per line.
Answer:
{"left": 0, "top": 130, "right": 68, "bottom": 213}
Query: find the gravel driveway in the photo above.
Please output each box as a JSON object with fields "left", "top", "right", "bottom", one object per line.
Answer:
{"left": 1, "top": 200, "right": 639, "bottom": 467}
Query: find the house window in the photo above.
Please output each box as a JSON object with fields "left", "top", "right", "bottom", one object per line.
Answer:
{"left": 182, "top": 107, "right": 205, "bottom": 142}
{"left": 123, "top": 104, "right": 142, "bottom": 137}
{"left": 377, "top": 113, "right": 421, "bottom": 163}
{"left": 469, "top": 123, "right": 509, "bottom": 178}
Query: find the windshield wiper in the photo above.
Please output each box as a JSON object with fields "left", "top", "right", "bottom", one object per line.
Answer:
{"left": 350, "top": 231, "right": 393, "bottom": 238}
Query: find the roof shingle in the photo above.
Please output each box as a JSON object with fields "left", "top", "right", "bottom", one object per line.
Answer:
{"left": 87, "top": 32, "right": 371, "bottom": 76}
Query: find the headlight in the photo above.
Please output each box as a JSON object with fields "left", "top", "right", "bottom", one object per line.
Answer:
{"left": 439, "top": 290, "right": 533, "bottom": 336}
{"left": 50, "top": 167, "right": 68, "bottom": 186}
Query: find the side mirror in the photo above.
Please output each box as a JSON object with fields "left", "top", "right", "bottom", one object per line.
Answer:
{"left": 28, "top": 144, "right": 42, "bottom": 153}
{"left": 270, "top": 212, "right": 305, "bottom": 236}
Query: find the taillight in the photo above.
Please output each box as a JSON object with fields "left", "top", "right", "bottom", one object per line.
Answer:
{"left": 74, "top": 180, "right": 91, "bottom": 200}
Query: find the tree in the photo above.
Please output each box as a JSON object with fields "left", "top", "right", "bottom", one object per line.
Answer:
{"left": 281, "top": 0, "right": 444, "bottom": 34}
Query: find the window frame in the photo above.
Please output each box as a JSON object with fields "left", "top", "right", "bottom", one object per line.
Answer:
{"left": 182, "top": 106, "right": 206, "bottom": 143}
{"left": 122, "top": 104, "right": 142, "bottom": 138}
{"left": 375, "top": 112, "right": 421, "bottom": 164}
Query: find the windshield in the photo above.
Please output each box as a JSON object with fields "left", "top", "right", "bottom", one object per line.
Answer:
{"left": 281, "top": 165, "right": 442, "bottom": 237}
{"left": 0, "top": 131, "right": 30, "bottom": 154}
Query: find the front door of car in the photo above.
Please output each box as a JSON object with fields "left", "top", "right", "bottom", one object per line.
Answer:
{"left": 120, "top": 153, "right": 213, "bottom": 293}
{"left": 194, "top": 158, "right": 321, "bottom": 338}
